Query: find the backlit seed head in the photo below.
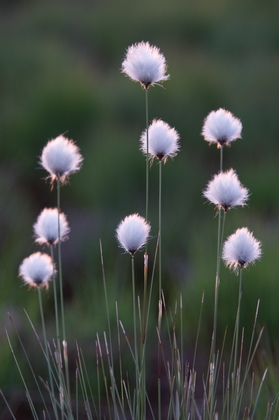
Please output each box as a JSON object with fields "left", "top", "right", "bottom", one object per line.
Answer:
{"left": 19, "top": 252, "right": 55, "bottom": 289}
{"left": 222, "top": 227, "right": 262, "bottom": 273}
{"left": 122, "top": 41, "right": 169, "bottom": 89}
{"left": 116, "top": 213, "right": 151, "bottom": 255}
{"left": 202, "top": 108, "right": 242, "bottom": 148}
{"left": 40, "top": 135, "right": 83, "bottom": 184}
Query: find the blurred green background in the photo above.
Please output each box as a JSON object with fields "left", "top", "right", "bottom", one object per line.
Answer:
{"left": 1, "top": 0, "right": 279, "bottom": 415}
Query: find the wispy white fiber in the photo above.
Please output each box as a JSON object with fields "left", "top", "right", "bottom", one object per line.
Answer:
{"left": 19, "top": 252, "right": 55, "bottom": 288}
{"left": 34, "top": 208, "right": 70, "bottom": 246}
{"left": 140, "top": 119, "right": 180, "bottom": 162}
{"left": 122, "top": 41, "right": 169, "bottom": 89}
{"left": 222, "top": 227, "right": 262, "bottom": 272}
{"left": 40, "top": 135, "right": 83, "bottom": 183}
{"left": 202, "top": 108, "right": 242, "bottom": 148}
{"left": 116, "top": 213, "right": 151, "bottom": 255}
{"left": 203, "top": 169, "right": 249, "bottom": 211}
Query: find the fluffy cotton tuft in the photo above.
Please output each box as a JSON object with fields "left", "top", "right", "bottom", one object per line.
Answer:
{"left": 122, "top": 41, "right": 169, "bottom": 89}
{"left": 140, "top": 119, "right": 180, "bottom": 162}
{"left": 116, "top": 213, "right": 151, "bottom": 255}
{"left": 202, "top": 108, "right": 242, "bottom": 148}
{"left": 33, "top": 208, "right": 70, "bottom": 246}
{"left": 19, "top": 252, "right": 55, "bottom": 289}
{"left": 222, "top": 227, "right": 262, "bottom": 272}
{"left": 203, "top": 169, "right": 249, "bottom": 211}
{"left": 40, "top": 135, "right": 83, "bottom": 183}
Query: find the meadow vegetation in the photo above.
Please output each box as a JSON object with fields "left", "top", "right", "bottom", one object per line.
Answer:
{"left": 0, "top": 0, "right": 279, "bottom": 417}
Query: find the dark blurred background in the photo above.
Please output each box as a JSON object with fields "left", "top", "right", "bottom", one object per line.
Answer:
{"left": 1, "top": 0, "right": 279, "bottom": 416}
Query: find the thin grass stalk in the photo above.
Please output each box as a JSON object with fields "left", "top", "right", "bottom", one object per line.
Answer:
{"left": 234, "top": 328, "right": 245, "bottom": 419}
{"left": 246, "top": 300, "right": 260, "bottom": 373}
{"left": 76, "top": 345, "right": 94, "bottom": 420}
{"left": 49, "top": 244, "right": 63, "bottom": 418}
{"left": 233, "top": 269, "right": 243, "bottom": 391}
{"left": 211, "top": 143, "right": 224, "bottom": 362}
{"left": 142, "top": 253, "right": 148, "bottom": 345}
{"left": 179, "top": 294, "right": 183, "bottom": 380}
{"left": 122, "top": 380, "right": 134, "bottom": 419}
{"left": 209, "top": 208, "right": 226, "bottom": 418}
{"left": 158, "top": 160, "right": 162, "bottom": 301}
{"left": 220, "top": 145, "right": 224, "bottom": 172}
{"left": 0, "top": 389, "right": 17, "bottom": 420}
{"left": 130, "top": 255, "right": 141, "bottom": 419}
{"left": 56, "top": 178, "right": 66, "bottom": 342}
{"left": 77, "top": 345, "right": 98, "bottom": 418}
{"left": 193, "top": 291, "right": 205, "bottom": 371}
{"left": 143, "top": 87, "right": 150, "bottom": 361}
{"left": 76, "top": 364, "right": 92, "bottom": 420}
{"left": 212, "top": 209, "right": 226, "bottom": 359}
{"left": 75, "top": 368, "right": 79, "bottom": 420}
{"left": 8, "top": 312, "right": 54, "bottom": 418}
{"left": 228, "top": 269, "right": 243, "bottom": 419}
{"left": 145, "top": 88, "right": 149, "bottom": 225}
{"left": 271, "top": 394, "right": 279, "bottom": 420}
{"left": 100, "top": 239, "right": 114, "bottom": 370}
{"left": 37, "top": 288, "right": 58, "bottom": 419}
{"left": 250, "top": 368, "right": 268, "bottom": 420}
{"left": 143, "top": 232, "right": 159, "bottom": 344}
{"left": 57, "top": 178, "right": 72, "bottom": 417}
{"left": 50, "top": 245, "right": 60, "bottom": 345}
{"left": 116, "top": 302, "right": 124, "bottom": 410}
{"left": 137, "top": 233, "right": 160, "bottom": 420}
{"left": 23, "top": 310, "right": 60, "bottom": 390}
{"left": 157, "top": 160, "right": 163, "bottom": 420}
{"left": 96, "top": 340, "right": 101, "bottom": 420}
{"left": 99, "top": 238, "right": 117, "bottom": 413}
{"left": 108, "top": 366, "right": 128, "bottom": 420}
{"left": 119, "top": 321, "right": 138, "bottom": 368}
{"left": 5, "top": 328, "right": 39, "bottom": 420}
{"left": 96, "top": 333, "right": 112, "bottom": 420}
{"left": 103, "top": 331, "right": 120, "bottom": 419}
{"left": 236, "top": 327, "right": 265, "bottom": 417}
{"left": 137, "top": 293, "right": 145, "bottom": 419}
{"left": 157, "top": 297, "right": 163, "bottom": 420}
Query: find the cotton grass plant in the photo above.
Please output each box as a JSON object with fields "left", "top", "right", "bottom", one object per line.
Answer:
{"left": 2, "top": 42, "right": 278, "bottom": 420}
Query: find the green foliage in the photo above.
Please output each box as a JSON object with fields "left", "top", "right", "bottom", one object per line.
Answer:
{"left": 0, "top": 0, "right": 279, "bottom": 416}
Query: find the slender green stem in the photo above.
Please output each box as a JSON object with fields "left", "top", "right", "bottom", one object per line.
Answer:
{"left": 158, "top": 160, "right": 162, "bottom": 301}
{"left": 145, "top": 88, "right": 149, "bottom": 224}
{"left": 220, "top": 145, "right": 224, "bottom": 172}
{"left": 38, "top": 288, "right": 59, "bottom": 419}
{"left": 57, "top": 178, "right": 66, "bottom": 342}
{"left": 156, "top": 161, "right": 163, "bottom": 420}
{"left": 209, "top": 208, "right": 226, "bottom": 417}
{"left": 37, "top": 288, "right": 50, "bottom": 379}
{"left": 50, "top": 245, "right": 60, "bottom": 345}
{"left": 131, "top": 255, "right": 139, "bottom": 418}
{"left": 5, "top": 329, "right": 39, "bottom": 420}
{"left": 212, "top": 209, "right": 226, "bottom": 358}
{"left": 233, "top": 269, "right": 243, "bottom": 384}
{"left": 142, "top": 253, "right": 148, "bottom": 344}
{"left": 57, "top": 178, "right": 72, "bottom": 417}
{"left": 99, "top": 239, "right": 113, "bottom": 370}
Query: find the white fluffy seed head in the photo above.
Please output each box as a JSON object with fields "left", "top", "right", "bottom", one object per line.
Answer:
{"left": 122, "top": 41, "right": 169, "bottom": 89}
{"left": 19, "top": 252, "right": 55, "bottom": 289}
{"left": 40, "top": 135, "right": 83, "bottom": 184}
{"left": 203, "top": 169, "right": 249, "bottom": 211}
{"left": 33, "top": 208, "right": 70, "bottom": 246}
{"left": 140, "top": 119, "right": 180, "bottom": 163}
{"left": 116, "top": 213, "right": 151, "bottom": 255}
{"left": 222, "top": 227, "right": 262, "bottom": 273}
{"left": 202, "top": 108, "right": 242, "bottom": 148}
